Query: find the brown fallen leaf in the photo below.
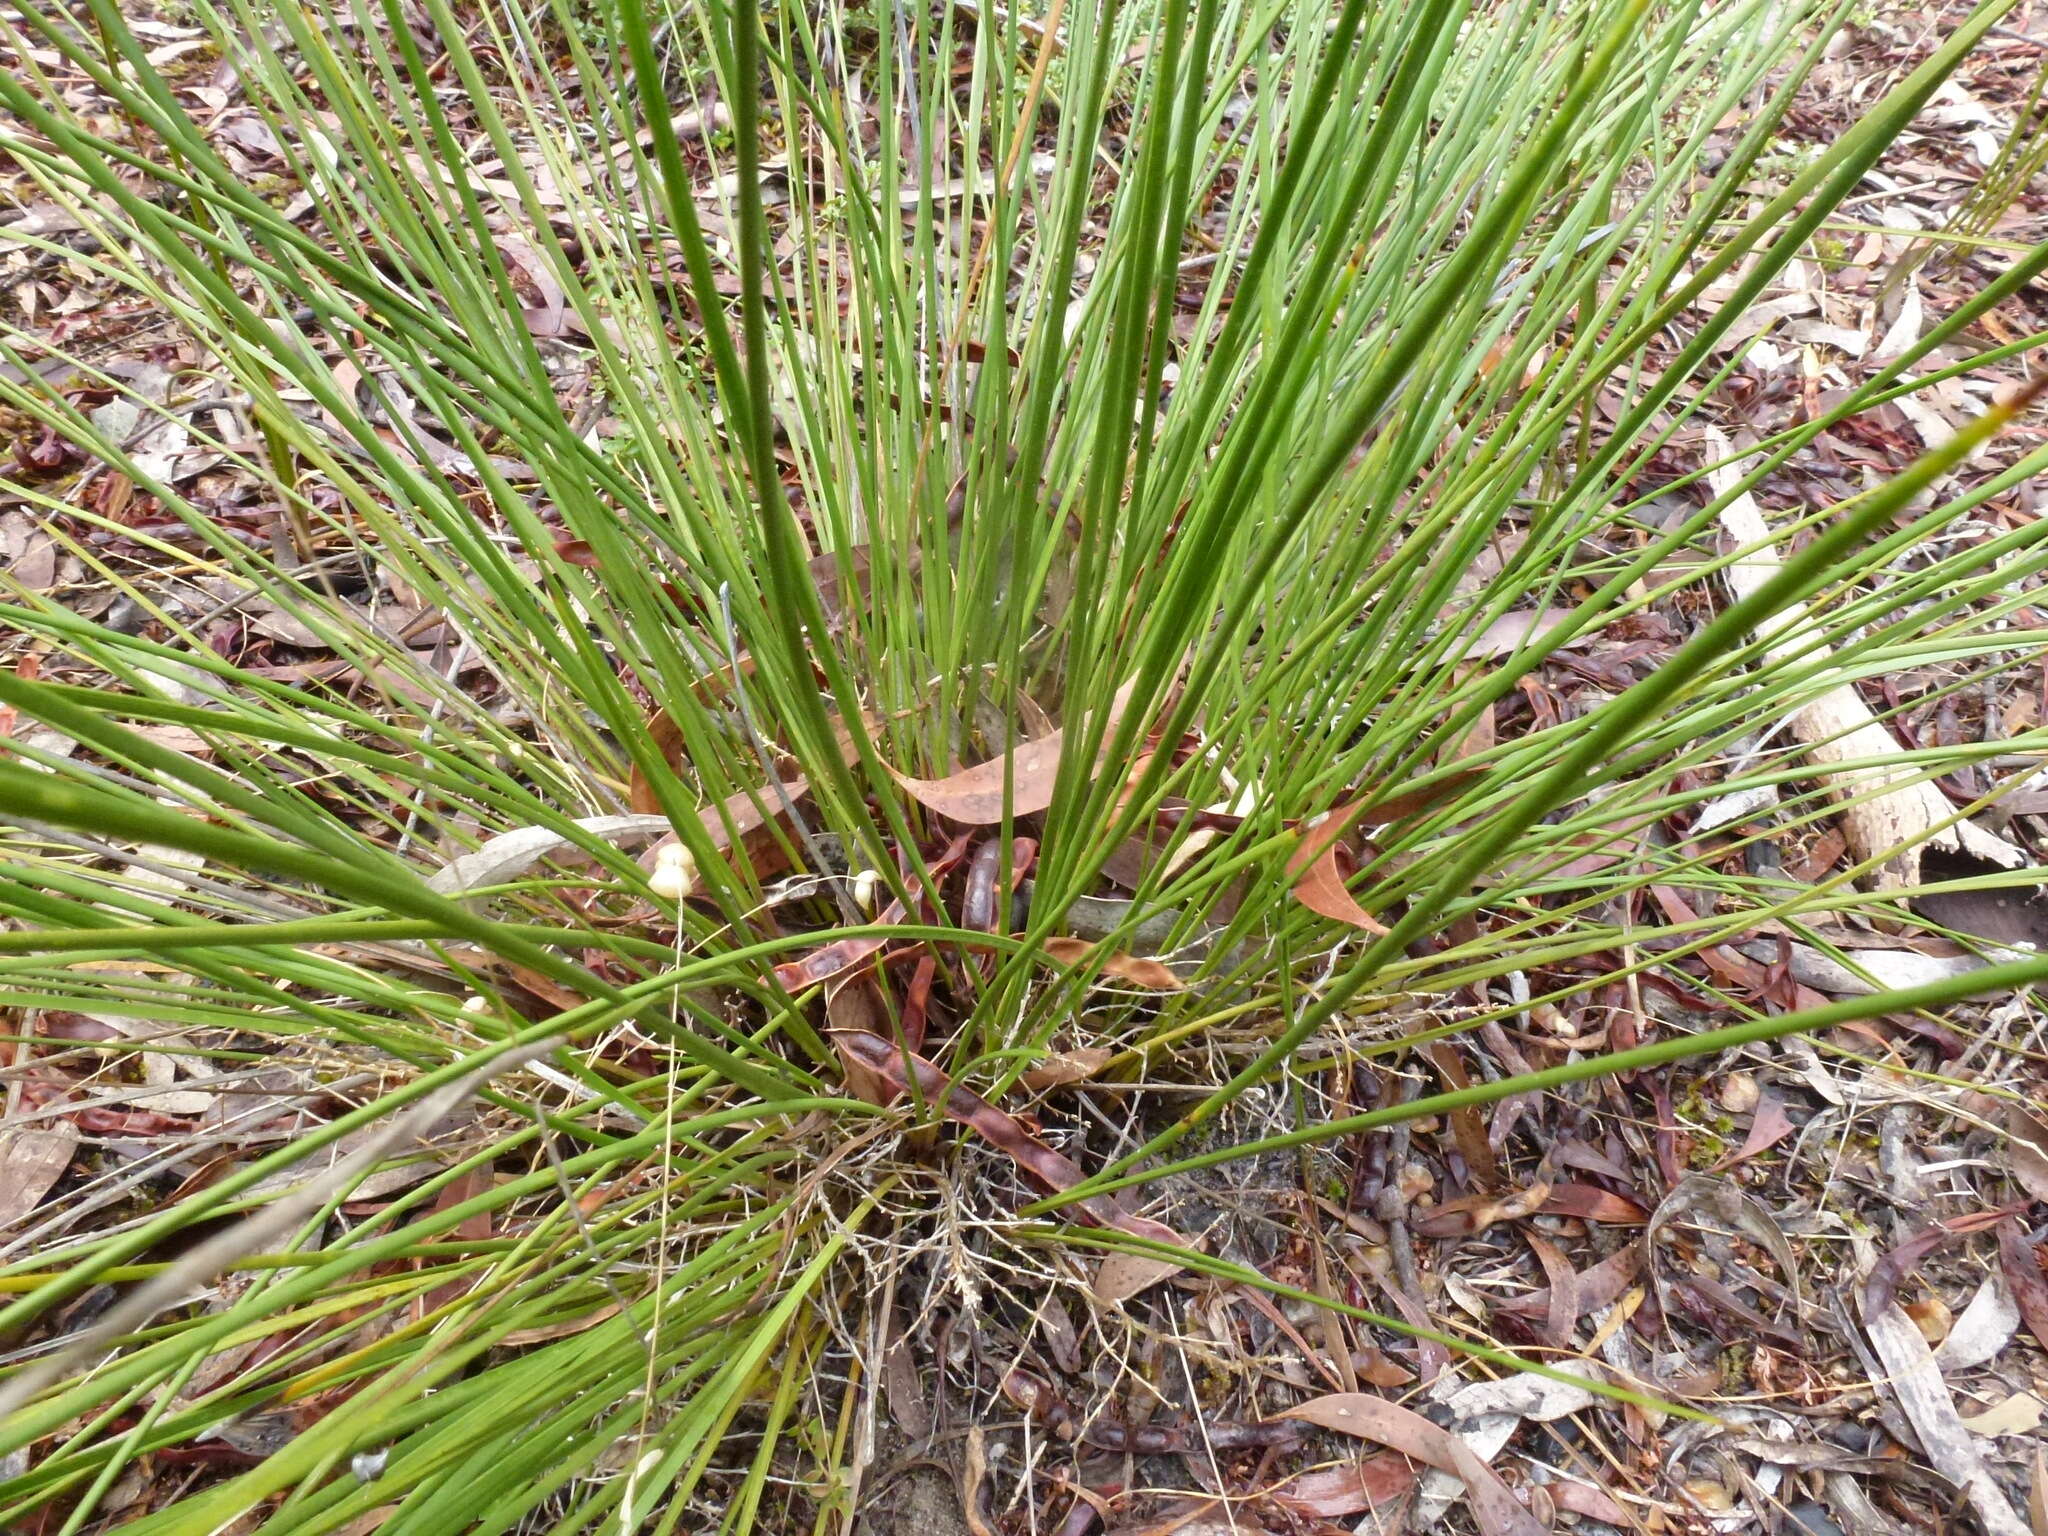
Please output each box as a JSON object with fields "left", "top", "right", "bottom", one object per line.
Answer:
{"left": 772, "top": 901, "right": 902, "bottom": 993}
{"left": 1914, "top": 849, "right": 2048, "bottom": 949}
{"left": 1288, "top": 820, "right": 1390, "bottom": 934}
{"left": 2002, "top": 1105, "right": 2048, "bottom": 1203}
{"left": 1447, "top": 688, "right": 1497, "bottom": 764}
{"left": 1867, "top": 1207, "right": 2018, "bottom": 1314}
{"left": 1546, "top": 1481, "right": 1628, "bottom": 1525}
{"left": 890, "top": 679, "right": 1138, "bottom": 824}
{"left": 825, "top": 979, "right": 898, "bottom": 1106}
{"left": 1279, "top": 1394, "right": 1546, "bottom": 1536}
{"left": 0, "top": 1123, "right": 78, "bottom": 1226}
{"left": 1999, "top": 1219, "right": 2048, "bottom": 1354}
{"left": 770, "top": 835, "right": 978, "bottom": 995}
{"left": 1042, "top": 937, "right": 1182, "bottom": 989}
{"left": 629, "top": 660, "right": 758, "bottom": 813}
{"left": 901, "top": 953, "right": 937, "bottom": 1052}
{"left": 1463, "top": 607, "right": 1580, "bottom": 661}
{"left": 881, "top": 1315, "right": 930, "bottom": 1438}
{"left": 1354, "top": 770, "right": 1484, "bottom": 825}
{"left": 4, "top": 519, "right": 60, "bottom": 593}
{"left": 1281, "top": 773, "right": 1481, "bottom": 932}
{"left": 807, "top": 543, "right": 874, "bottom": 630}
{"left": 1524, "top": 1230, "right": 1579, "bottom": 1349}
{"left": 1494, "top": 1243, "right": 1642, "bottom": 1327}
{"left": 1356, "top": 1347, "right": 1417, "bottom": 1389}
{"left": 1091, "top": 1247, "right": 1188, "bottom": 1306}
{"left": 1419, "top": 1043, "right": 1498, "bottom": 1188}
{"left": 1268, "top": 1455, "right": 1417, "bottom": 1518}
{"left": 497, "top": 237, "right": 565, "bottom": 338}
{"left": 1716, "top": 1091, "right": 1798, "bottom": 1170}
{"left": 1538, "top": 1183, "right": 1650, "bottom": 1225}
{"left": 1963, "top": 1392, "right": 2046, "bottom": 1439}
{"left": 1020, "top": 1047, "right": 1115, "bottom": 1092}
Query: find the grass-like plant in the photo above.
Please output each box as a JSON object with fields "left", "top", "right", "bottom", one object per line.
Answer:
{"left": 1, "top": 0, "right": 2046, "bottom": 1525}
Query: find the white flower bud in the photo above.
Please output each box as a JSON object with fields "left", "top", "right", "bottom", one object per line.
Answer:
{"left": 649, "top": 841, "right": 698, "bottom": 900}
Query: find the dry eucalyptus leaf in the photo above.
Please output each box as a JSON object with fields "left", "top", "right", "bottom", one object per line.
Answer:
{"left": 1280, "top": 1393, "right": 1546, "bottom": 1536}
{"left": 428, "top": 814, "right": 672, "bottom": 896}
{"left": 1462, "top": 607, "right": 1579, "bottom": 660}
{"left": 890, "top": 679, "right": 1137, "bottom": 824}
{"left": 1936, "top": 1272, "right": 2020, "bottom": 1371}
{"left": 1041, "top": 938, "right": 1181, "bottom": 989}
{"left": 0, "top": 1124, "right": 79, "bottom": 1225}
{"left": 1862, "top": 1295, "right": 2031, "bottom": 1536}
{"left": 1962, "top": 1392, "right": 2045, "bottom": 1439}
{"left": 1020, "top": 1047, "right": 1115, "bottom": 1092}
{"left": 2002, "top": 1107, "right": 2048, "bottom": 1203}
{"left": 1092, "top": 1249, "right": 1186, "bottom": 1305}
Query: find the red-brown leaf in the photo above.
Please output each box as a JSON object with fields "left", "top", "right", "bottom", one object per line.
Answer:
{"left": 1539, "top": 1183, "right": 1651, "bottom": 1225}
{"left": 1269, "top": 1455, "right": 1417, "bottom": 1518}
{"left": 825, "top": 979, "right": 898, "bottom": 1105}
{"left": 771, "top": 904, "right": 901, "bottom": 993}
{"left": 1278, "top": 1395, "right": 1546, "bottom": 1536}
{"left": 891, "top": 682, "right": 1137, "bottom": 824}
{"left": 1495, "top": 1242, "right": 1642, "bottom": 1325}
{"left": 1286, "top": 803, "right": 1389, "bottom": 934}
{"left": 1525, "top": 1230, "right": 1579, "bottom": 1348}
{"left": 1547, "top": 1481, "right": 1628, "bottom": 1525}
{"left": 1042, "top": 938, "right": 1182, "bottom": 990}
{"left": 1999, "top": 1218, "right": 2048, "bottom": 1354}
{"left": 1718, "top": 1091, "right": 1797, "bottom": 1170}
{"left": 1020, "top": 1047, "right": 1115, "bottom": 1092}
{"left": 1866, "top": 1206, "right": 2019, "bottom": 1313}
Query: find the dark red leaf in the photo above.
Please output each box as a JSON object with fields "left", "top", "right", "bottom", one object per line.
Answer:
{"left": 1540, "top": 1183, "right": 1651, "bottom": 1224}
{"left": 1998, "top": 1218, "right": 2048, "bottom": 1353}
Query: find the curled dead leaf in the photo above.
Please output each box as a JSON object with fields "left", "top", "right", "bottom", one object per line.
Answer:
{"left": 1042, "top": 937, "right": 1182, "bottom": 989}
{"left": 1280, "top": 775, "right": 1476, "bottom": 933}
